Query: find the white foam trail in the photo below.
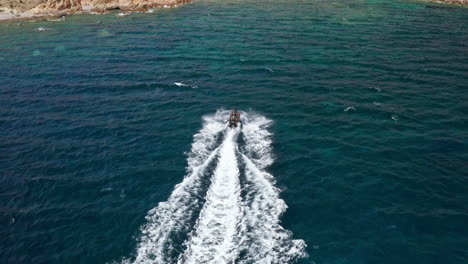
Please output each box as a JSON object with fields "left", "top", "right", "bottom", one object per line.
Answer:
{"left": 127, "top": 112, "right": 227, "bottom": 264}
{"left": 239, "top": 155, "right": 307, "bottom": 263}
{"left": 187, "top": 111, "right": 228, "bottom": 170}
{"left": 174, "top": 82, "right": 188, "bottom": 87}
{"left": 239, "top": 114, "right": 307, "bottom": 264}
{"left": 344, "top": 106, "right": 356, "bottom": 112}
{"left": 178, "top": 128, "right": 242, "bottom": 264}
{"left": 174, "top": 82, "right": 198, "bottom": 89}
{"left": 122, "top": 110, "right": 307, "bottom": 264}
{"left": 240, "top": 113, "right": 274, "bottom": 169}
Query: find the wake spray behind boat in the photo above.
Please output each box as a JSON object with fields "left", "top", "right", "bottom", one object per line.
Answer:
{"left": 228, "top": 109, "right": 241, "bottom": 128}
{"left": 119, "top": 110, "right": 307, "bottom": 264}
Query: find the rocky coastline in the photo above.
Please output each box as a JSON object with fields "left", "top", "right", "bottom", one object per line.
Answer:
{"left": 430, "top": 0, "right": 467, "bottom": 5}
{"left": 0, "top": 0, "right": 466, "bottom": 22}
{"left": 0, "top": 0, "right": 193, "bottom": 22}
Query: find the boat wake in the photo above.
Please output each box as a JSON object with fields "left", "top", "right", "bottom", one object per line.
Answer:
{"left": 121, "top": 110, "right": 307, "bottom": 264}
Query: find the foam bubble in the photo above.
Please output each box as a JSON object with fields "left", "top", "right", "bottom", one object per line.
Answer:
{"left": 100, "top": 187, "right": 113, "bottom": 193}
{"left": 174, "top": 82, "right": 197, "bottom": 89}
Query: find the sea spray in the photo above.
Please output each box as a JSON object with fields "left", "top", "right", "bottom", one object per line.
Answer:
{"left": 240, "top": 113, "right": 274, "bottom": 169}
{"left": 238, "top": 113, "right": 307, "bottom": 264}
{"left": 178, "top": 128, "right": 242, "bottom": 263}
{"left": 239, "top": 155, "right": 307, "bottom": 263}
{"left": 128, "top": 112, "right": 226, "bottom": 264}
{"left": 123, "top": 110, "right": 307, "bottom": 264}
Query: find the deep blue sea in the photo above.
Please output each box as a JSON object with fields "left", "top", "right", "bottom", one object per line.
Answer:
{"left": 1, "top": 0, "right": 467, "bottom": 263}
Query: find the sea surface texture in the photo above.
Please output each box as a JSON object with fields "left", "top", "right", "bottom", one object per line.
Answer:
{"left": 1, "top": 0, "right": 467, "bottom": 263}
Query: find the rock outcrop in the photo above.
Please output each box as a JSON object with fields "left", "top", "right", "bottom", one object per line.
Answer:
{"left": 436, "top": 0, "right": 468, "bottom": 5}
{"left": 0, "top": 0, "right": 192, "bottom": 21}
{"left": 30, "top": 0, "right": 82, "bottom": 14}
{"left": 79, "top": 0, "right": 190, "bottom": 11}
{"left": 0, "top": 0, "right": 466, "bottom": 22}
{"left": 433, "top": 0, "right": 467, "bottom": 5}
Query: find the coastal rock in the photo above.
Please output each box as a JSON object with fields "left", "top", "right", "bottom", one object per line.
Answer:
{"left": 81, "top": 0, "right": 189, "bottom": 11}
{"left": 0, "top": 0, "right": 191, "bottom": 21}
{"left": 30, "top": 0, "right": 82, "bottom": 15}
{"left": 432, "top": 0, "right": 467, "bottom": 4}
{"left": 0, "top": 0, "right": 466, "bottom": 22}
{"left": 0, "top": 0, "right": 44, "bottom": 13}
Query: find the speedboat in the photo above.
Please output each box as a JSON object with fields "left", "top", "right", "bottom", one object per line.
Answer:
{"left": 228, "top": 110, "right": 241, "bottom": 128}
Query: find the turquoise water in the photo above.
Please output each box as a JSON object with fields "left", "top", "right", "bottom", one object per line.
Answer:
{"left": 1, "top": 0, "right": 468, "bottom": 263}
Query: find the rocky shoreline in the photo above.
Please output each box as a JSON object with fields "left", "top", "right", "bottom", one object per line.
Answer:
{"left": 430, "top": 0, "right": 467, "bottom": 5}
{"left": 0, "top": 0, "right": 466, "bottom": 22}
{"left": 0, "top": 0, "right": 193, "bottom": 22}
